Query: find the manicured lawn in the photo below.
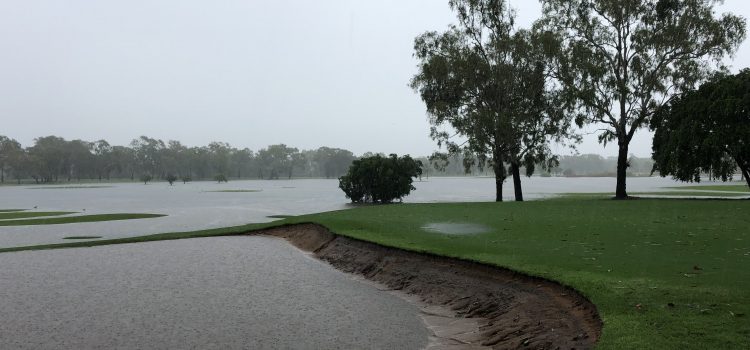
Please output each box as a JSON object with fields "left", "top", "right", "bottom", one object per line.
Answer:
{"left": 670, "top": 184, "right": 749, "bottom": 192}
{"left": 0, "top": 211, "right": 75, "bottom": 220}
{"left": 281, "top": 198, "right": 750, "bottom": 349}
{"left": 0, "top": 213, "right": 166, "bottom": 226}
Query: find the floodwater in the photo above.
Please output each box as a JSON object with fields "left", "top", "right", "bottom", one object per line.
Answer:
{"left": 422, "top": 222, "right": 491, "bottom": 235}
{"left": 0, "top": 176, "right": 711, "bottom": 248}
{"left": 0, "top": 236, "right": 429, "bottom": 349}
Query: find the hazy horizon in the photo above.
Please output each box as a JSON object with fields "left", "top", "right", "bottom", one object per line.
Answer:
{"left": 2, "top": 0, "right": 749, "bottom": 157}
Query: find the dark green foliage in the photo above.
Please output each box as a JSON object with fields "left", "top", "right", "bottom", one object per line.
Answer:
{"left": 338, "top": 154, "right": 422, "bottom": 203}
{"left": 411, "top": 0, "right": 572, "bottom": 202}
{"left": 165, "top": 174, "right": 177, "bottom": 185}
{"left": 181, "top": 176, "right": 191, "bottom": 184}
{"left": 540, "top": 0, "right": 746, "bottom": 198}
{"left": 652, "top": 69, "right": 750, "bottom": 189}
{"left": 140, "top": 174, "right": 152, "bottom": 185}
{"left": 214, "top": 174, "right": 228, "bottom": 183}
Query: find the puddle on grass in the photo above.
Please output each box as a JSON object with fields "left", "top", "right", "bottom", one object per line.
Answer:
{"left": 422, "top": 222, "right": 491, "bottom": 235}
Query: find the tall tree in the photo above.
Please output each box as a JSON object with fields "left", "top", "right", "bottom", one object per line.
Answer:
{"left": 411, "top": 0, "right": 571, "bottom": 201}
{"left": 0, "top": 136, "right": 23, "bottom": 183}
{"left": 652, "top": 69, "right": 750, "bottom": 189}
{"left": 540, "top": 0, "right": 746, "bottom": 198}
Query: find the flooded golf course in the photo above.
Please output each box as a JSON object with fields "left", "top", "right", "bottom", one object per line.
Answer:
{"left": 0, "top": 176, "right": 738, "bottom": 349}
{"left": 0, "top": 176, "right": 696, "bottom": 248}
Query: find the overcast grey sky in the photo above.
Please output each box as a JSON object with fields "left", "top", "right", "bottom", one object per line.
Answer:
{"left": 1, "top": 0, "right": 748, "bottom": 157}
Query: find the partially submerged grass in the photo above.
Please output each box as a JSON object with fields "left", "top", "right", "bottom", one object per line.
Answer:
{"left": 631, "top": 191, "right": 749, "bottom": 197}
{"left": 669, "top": 184, "right": 749, "bottom": 192}
{"left": 205, "top": 189, "right": 262, "bottom": 193}
{"left": 26, "top": 185, "right": 114, "bottom": 190}
{"left": 0, "top": 222, "right": 274, "bottom": 253}
{"left": 0, "top": 213, "right": 165, "bottom": 226}
{"left": 0, "top": 209, "right": 27, "bottom": 213}
{"left": 0, "top": 211, "right": 75, "bottom": 220}
{"left": 63, "top": 236, "right": 103, "bottom": 240}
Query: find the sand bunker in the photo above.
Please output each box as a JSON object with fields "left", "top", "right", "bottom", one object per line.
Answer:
{"left": 257, "top": 223, "right": 602, "bottom": 349}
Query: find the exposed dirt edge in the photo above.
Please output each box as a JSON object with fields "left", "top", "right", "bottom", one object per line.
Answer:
{"left": 252, "top": 223, "right": 602, "bottom": 349}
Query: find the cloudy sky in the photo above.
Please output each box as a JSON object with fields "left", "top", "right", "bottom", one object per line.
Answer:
{"left": 1, "top": 0, "right": 748, "bottom": 157}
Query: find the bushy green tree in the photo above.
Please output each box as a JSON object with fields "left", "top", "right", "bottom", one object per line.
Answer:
{"left": 339, "top": 154, "right": 423, "bottom": 203}
{"left": 165, "top": 174, "right": 178, "bottom": 185}
{"left": 540, "top": 0, "right": 746, "bottom": 198}
{"left": 652, "top": 69, "right": 750, "bottom": 189}
{"left": 411, "top": 0, "right": 572, "bottom": 202}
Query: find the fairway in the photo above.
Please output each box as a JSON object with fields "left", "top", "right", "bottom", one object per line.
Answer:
{"left": 279, "top": 198, "right": 750, "bottom": 349}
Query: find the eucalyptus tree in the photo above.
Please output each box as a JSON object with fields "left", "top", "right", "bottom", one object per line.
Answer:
{"left": 652, "top": 69, "right": 750, "bottom": 189}
{"left": 0, "top": 136, "right": 23, "bottom": 183}
{"left": 540, "top": 0, "right": 746, "bottom": 198}
{"left": 411, "top": 0, "right": 571, "bottom": 201}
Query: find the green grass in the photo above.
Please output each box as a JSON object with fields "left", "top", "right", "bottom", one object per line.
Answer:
{"left": 0, "top": 211, "right": 75, "bottom": 220}
{"left": 0, "top": 213, "right": 166, "bottom": 226}
{"left": 669, "top": 184, "right": 749, "bottom": 192}
{"left": 26, "top": 185, "right": 114, "bottom": 189}
{"left": 0, "top": 209, "right": 26, "bottom": 213}
{"left": 63, "top": 236, "right": 103, "bottom": 240}
{"left": 278, "top": 198, "right": 750, "bottom": 349}
{"left": 205, "top": 189, "right": 262, "bottom": 193}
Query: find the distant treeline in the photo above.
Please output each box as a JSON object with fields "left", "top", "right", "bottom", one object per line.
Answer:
{"left": 0, "top": 134, "right": 657, "bottom": 184}
{"left": 0, "top": 135, "right": 357, "bottom": 183}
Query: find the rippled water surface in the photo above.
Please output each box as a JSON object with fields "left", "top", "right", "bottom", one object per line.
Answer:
{"left": 0, "top": 236, "right": 429, "bottom": 349}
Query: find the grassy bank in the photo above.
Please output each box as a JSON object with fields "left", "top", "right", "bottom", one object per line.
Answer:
{"left": 0, "top": 213, "right": 166, "bottom": 226}
{"left": 280, "top": 198, "right": 749, "bottom": 349}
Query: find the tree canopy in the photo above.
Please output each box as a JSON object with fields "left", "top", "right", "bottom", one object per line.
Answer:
{"left": 652, "top": 69, "right": 750, "bottom": 189}
{"left": 411, "top": 0, "right": 573, "bottom": 202}
{"left": 339, "top": 154, "right": 423, "bottom": 204}
{"left": 540, "top": 0, "right": 746, "bottom": 198}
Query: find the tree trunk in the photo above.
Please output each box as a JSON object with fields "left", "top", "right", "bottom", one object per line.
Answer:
{"left": 1, "top": 164, "right": 4, "bottom": 183}
{"left": 739, "top": 163, "right": 750, "bottom": 190}
{"left": 615, "top": 141, "right": 629, "bottom": 199}
{"left": 493, "top": 153, "right": 505, "bottom": 202}
{"left": 511, "top": 162, "right": 523, "bottom": 202}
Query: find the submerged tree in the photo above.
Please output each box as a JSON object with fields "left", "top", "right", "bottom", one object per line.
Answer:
{"left": 652, "top": 69, "right": 750, "bottom": 189}
{"left": 540, "top": 0, "right": 746, "bottom": 198}
{"left": 411, "top": 0, "right": 572, "bottom": 202}
{"left": 339, "top": 154, "right": 422, "bottom": 203}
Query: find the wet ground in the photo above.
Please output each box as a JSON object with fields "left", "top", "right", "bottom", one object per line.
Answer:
{"left": 0, "top": 177, "right": 708, "bottom": 248}
{"left": 0, "top": 236, "right": 428, "bottom": 349}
